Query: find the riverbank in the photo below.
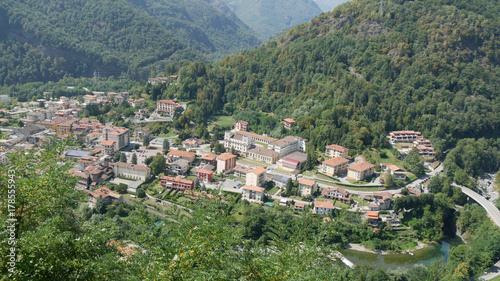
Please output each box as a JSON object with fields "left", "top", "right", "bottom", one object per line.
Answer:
{"left": 344, "top": 242, "right": 428, "bottom": 255}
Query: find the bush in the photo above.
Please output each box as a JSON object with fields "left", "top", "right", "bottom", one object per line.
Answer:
{"left": 137, "top": 188, "right": 146, "bottom": 198}
{"left": 116, "top": 183, "right": 128, "bottom": 194}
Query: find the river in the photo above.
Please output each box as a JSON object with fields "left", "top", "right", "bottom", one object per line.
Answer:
{"left": 340, "top": 240, "right": 458, "bottom": 270}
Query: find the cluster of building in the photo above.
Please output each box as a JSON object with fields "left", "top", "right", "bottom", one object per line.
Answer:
{"left": 319, "top": 144, "right": 378, "bottom": 181}
{"left": 388, "top": 130, "right": 436, "bottom": 158}
{"left": 83, "top": 91, "right": 130, "bottom": 105}
{"left": 147, "top": 75, "right": 178, "bottom": 85}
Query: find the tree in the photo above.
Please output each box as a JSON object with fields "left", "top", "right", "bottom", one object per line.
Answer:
{"left": 144, "top": 156, "right": 154, "bottom": 165}
{"left": 163, "top": 139, "right": 170, "bottom": 151}
{"left": 113, "top": 152, "right": 121, "bottom": 162}
{"left": 284, "top": 178, "right": 293, "bottom": 197}
{"left": 116, "top": 183, "right": 128, "bottom": 194}
{"left": 94, "top": 197, "right": 107, "bottom": 215}
{"left": 137, "top": 188, "right": 146, "bottom": 198}
{"left": 194, "top": 177, "right": 200, "bottom": 190}
{"left": 403, "top": 148, "right": 425, "bottom": 175}
{"left": 131, "top": 153, "right": 137, "bottom": 164}
{"left": 384, "top": 171, "right": 395, "bottom": 188}
{"left": 143, "top": 135, "right": 150, "bottom": 147}
{"left": 18, "top": 120, "right": 24, "bottom": 127}
{"left": 150, "top": 154, "right": 166, "bottom": 175}
{"left": 133, "top": 143, "right": 140, "bottom": 150}
{"left": 119, "top": 153, "right": 127, "bottom": 163}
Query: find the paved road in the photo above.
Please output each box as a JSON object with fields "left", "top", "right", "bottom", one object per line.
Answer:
{"left": 451, "top": 183, "right": 500, "bottom": 280}
{"left": 452, "top": 184, "right": 500, "bottom": 227}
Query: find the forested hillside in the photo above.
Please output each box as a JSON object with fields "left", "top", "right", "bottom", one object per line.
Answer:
{"left": 226, "top": 0, "right": 324, "bottom": 39}
{"left": 0, "top": 0, "right": 261, "bottom": 86}
{"left": 164, "top": 0, "right": 499, "bottom": 168}
{"left": 126, "top": 0, "right": 261, "bottom": 59}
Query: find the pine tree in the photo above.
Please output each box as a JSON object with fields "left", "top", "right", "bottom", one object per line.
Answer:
{"left": 143, "top": 135, "right": 150, "bottom": 147}
{"left": 131, "top": 153, "right": 137, "bottom": 164}
{"left": 119, "top": 153, "right": 127, "bottom": 163}
{"left": 163, "top": 139, "right": 170, "bottom": 150}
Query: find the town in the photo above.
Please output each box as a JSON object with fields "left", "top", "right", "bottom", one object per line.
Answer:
{"left": 0, "top": 87, "right": 444, "bottom": 231}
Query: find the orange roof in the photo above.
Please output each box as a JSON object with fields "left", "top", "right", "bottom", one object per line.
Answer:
{"left": 326, "top": 144, "right": 349, "bottom": 152}
{"left": 196, "top": 169, "right": 213, "bottom": 175}
{"left": 168, "top": 150, "right": 196, "bottom": 158}
{"left": 243, "top": 185, "right": 265, "bottom": 193}
{"left": 251, "top": 166, "right": 266, "bottom": 175}
{"left": 322, "top": 157, "right": 349, "bottom": 166}
{"left": 201, "top": 153, "right": 216, "bottom": 161}
{"left": 283, "top": 118, "right": 295, "bottom": 123}
{"left": 295, "top": 202, "right": 306, "bottom": 208}
{"left": 314, "top": 200, "right": 334, "bottom": 209}
{"left": 89, "top": 187, "right": 122, "bottom": 200}
{"left": 100, "top": 140, "right": 116, "bottom": 146}
{"left": 367, "top": 211, "right": 379, "bottom": 219}
{"left": 299, "top": 178, "right": 316, "bottom": 186}
{"left": 217, "top": 153, "right": 236, "bottom": 161}
{"left": 157, "top": 99, "right": 177, "bottom": 105}
{"left": 349, "top": 161, "right": 375, "bottom": 172}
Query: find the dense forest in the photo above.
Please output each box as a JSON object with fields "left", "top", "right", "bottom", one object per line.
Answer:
{"left": 0, "top": 0, "right": 263, "bottom": 86}
{"left": 147, "top": 0, "right": 500, "bottom": 177}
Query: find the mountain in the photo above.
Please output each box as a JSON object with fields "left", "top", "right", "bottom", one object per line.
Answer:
{"left": 0, "top": 0, "right": 261, "bottom": 86}
{"left": 176, "top": 0, "right": 499, "bottom": 156}
{"left": 225, "top": 0, "right": 324, "bottom": 39}
{"left": 126, "top": 0, "right": 261, "bottom": 59}
{"left": 313, "top": 0, "right": 350, "bottom": 12}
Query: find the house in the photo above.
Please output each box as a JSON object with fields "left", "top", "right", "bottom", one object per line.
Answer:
{"left": 133, "top": 126, "right": 150, "bottom": 141}
{"left": 272, "top": 175, "right": 290, "bottom": 189}
{"left": 373, "top": 192, "right": 392, "bottom": 210}
{"left": 167, "top": 150, "right": 196, "bottom": 164}
{"left": 103, "top": 126, "right": 130, "bottom": 151}
{"left": 347, "top": 161, "right": 375, "bottom": 181}
{"left": 321, "top": 187, "right": 351, "bottom": 203}
{"left": 100, "top": 140, "right": 116, "bottom": 156}
{"left": 196, "top": 169, "right": 213, "bottom": 183}
{"left": 216, "top": 153, "right": 237, "bottom": 174}
{"left": 278, "top": 151, "right": 308, "bottom": 170}
{"left": 182, "top": 138, "right": 204, "bottom": 149}
{"left": 246, "top": 166, "right": 267, "bottom": 187}
{"left": 88, "top": 187, "right": 123, "bottom": 208}
{"left": 224, "top": 132, "right": 253, "bottom": 155}
{"left": 233, "top": 120, "right": 249, "bottom": 131}
{"left": 283, "top": 118, "right": 295, "bottom": 129}
{"left": 279, "top": 199, "right": 289, "bottom": 207}
{"left": 325, "top": 144, "right": 350, "bottom": 158}
{"left": 160, "top": 175, "right": 194, "bottom": 191}
{"left": 366, "top": 211, "right": 380, "bottom": 224}
{"left": 170, "top": 159, "right": 190, "bottom": 175}
{"left": 294, "top": 202, "right": 306, "bottom": 211}
{"left": 134, "top": 108, "right": 149, "bottom": 120}
{"left": 380, "top": 163, "right": 407, "bottom": 181}
{"left": 415, "top": 145, "right": 436, "bottom": 158}
{"left": 156, "top": 100, "right": 183, "bottom": 117}
{"left": 128, "top": 98, "right": 145, "bottom": 107}
{"left": 247, "top": 147, "right": 279, "bottom": 164}
{"left": 313, "top": 200, "right": 334, "bottom": 215}
{"left": 268, "top": 136, "right": 303, "bottom": 157}
{"left": 200, "top": 153, "right": 217, "bottom": 165}
{"left": 388, "top": 130, "right": 422, "bottom": 143}
{"left": 234, "top": 165, "right": 252, "bottom": 178}
{"left": 298, "top": 178, "right": 317, "bottom": 197}
{"left": 320, "top": 157, "right": 350, "bottom": 176}
{"left": 241, "top": 185, "right": 265, "bottom": 203}
{"left": 83, "top": 95, "right": 98, "bottom": 104}
{"left": 234, "top": 131, "right": 277, "bottom": 144}
{"left": 112, "top": 162, "right": 151, "bottom": 181}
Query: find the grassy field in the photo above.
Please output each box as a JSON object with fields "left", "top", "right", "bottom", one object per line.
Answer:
{"left": 255, "top": 141, "right": 268, "bottom": 148}
{"left": 266, "top": 186, "right": 279, "bottom": 195}
{"left": 208, "top": 116, "right": 235, "bottom": 131}
{"left": 239, "top": 158, "right": 270, "bottom": 167}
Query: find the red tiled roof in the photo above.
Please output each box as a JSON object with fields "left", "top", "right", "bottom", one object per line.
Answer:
{"left": 243, "top": 185, "right": 265, "bottom": 192}
{"left": 168, "top": 150, "right": 196, "bottom": 158}
{"left": 322, "top": 157, "right": 349, "bottom": 166}
{"left": 196, "top": 169, "right": 213, "bottom": 175}
{"left": 349, "top": 161, "right": 375, "bottom": 172}
{"left": 251, "top": 166, "right": 266, "bottom": 175}
{"left": 299, "top": 178, "right": 316, "bottom": 186}
{"left": 367, "top": 211, "right": 379, "bottom": 219}
{"left": 326, "top": 144, "right": 349, "bottom": 152}
{"left": 100, "top": 140, "right": 116, "bottom": 146}
{"left": 283, "top": 118, "right": 295, "bottom": 123}
{"left": 314, "top": 200, "right": 334, "bottom": 209}
{"left": 217, "top": 153, "right": 236, "bottom": 161}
